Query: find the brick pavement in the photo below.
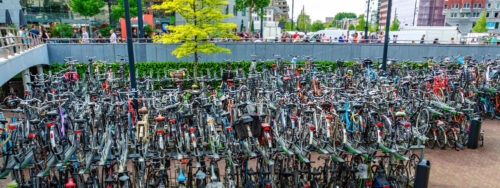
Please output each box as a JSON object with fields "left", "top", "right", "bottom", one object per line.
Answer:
{"left": 0, "top": 118, "right": 498, "bottom": 187}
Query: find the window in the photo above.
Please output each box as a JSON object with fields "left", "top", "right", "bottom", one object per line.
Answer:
{"left": 479, "top": 4, "right": 482, "bottom": 8}
{"left": 496, "top": 22, "right": 499, "bottom": 29}
{"left": 242, "top": 9, "right": 246, "bottom": 16}
{"left": 474, "top": 4, "right": 478, "bottom": 8}
{"left": 233, "top": 6, "right": 238, "bottom": 16}
{"left": 444, "top": 5, "right": 448, "bottom": 9}
{"left": 488, "top": 3, "right": 491, "bottom": 8}
{"left": 497, "top": 3, "right": 500, "bottom": 8}
{"left": 487, "top": 12, "right": 490, "bottom": 17}
{"left": 225, "top": 5, "right": 229, "bottom": 14}
{"left": 496, "top": 12, "right": 499, "bottom": 18}
{"left": 463, "top": 3, "right": 470, "bottom": 8}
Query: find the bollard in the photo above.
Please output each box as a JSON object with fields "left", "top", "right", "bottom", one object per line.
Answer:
{"left": 414, "top": 159, "right": 431, "bottom": 188}
{"left": 467, "top": 118, "right": 482, "bottom": 149}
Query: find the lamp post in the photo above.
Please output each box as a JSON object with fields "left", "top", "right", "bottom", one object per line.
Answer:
{"left": 382, "top": 0, "right": 392, "bottom": 71}
{"left": 364, "top": 0, "right": 370, "bottom": 40}
{"left": 291, "top": 0, "right": 294, "bottom": 30}
{"left": 123, "top": 0, "right": 138, "bottom": 98}
{"left": 136, "top": 0, "right": 144, "bottom": 38}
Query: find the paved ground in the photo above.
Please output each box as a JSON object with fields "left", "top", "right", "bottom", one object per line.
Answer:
{"left": 426, "top": 120, "right": 500, "bottom": 188}
{"left": 0, "top": 109, "right": 498, "bottom": 187}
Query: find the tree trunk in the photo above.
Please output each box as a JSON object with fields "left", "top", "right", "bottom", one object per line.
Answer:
{"left": 248, "top": 5, "right": 253, "bottom": 34}
{"left": 194, "top": 51, "right": 198, "bottom": 84}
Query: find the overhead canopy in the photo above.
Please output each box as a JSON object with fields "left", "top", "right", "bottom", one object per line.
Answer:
{"left": 5, "top": 10, "right": 13, "bottom": 25}
{"left": 19, "top": 10, "right": 27, "bottom": 27}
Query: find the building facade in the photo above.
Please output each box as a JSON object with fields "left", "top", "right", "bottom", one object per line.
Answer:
{"left": 366, "top": 0, "right": 381, "bottom": 26}
{"left": 442, "top": 0, "right": 487, "bottom": 33}
{"left": 417, "top": 0, "right": 445, "bottom": 26}
{"left": 175, "top": 0, "right": 249, "bottom": 32}
{"left": 0, "top": 0, "right": 22, "bottom": 26}
{"left": 379, "top": 0, "right": 389, "bottom": 26}
{"left": 484, "top": 0, "right": 500, "bottom": 32}
{"left": 392, "top": 0, "right": 419, "bottom": 26}
{"left": 271, "top": 0, "right": 289, "bottom": 20}
{"left": 378, "top": 0, "right": 444, "bottom": 27}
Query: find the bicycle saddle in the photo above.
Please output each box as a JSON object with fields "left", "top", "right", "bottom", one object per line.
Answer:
{"left": 177, "top": 171, "right": 186, "bottom": 182}
{"left": 196, "top": 170, "right": 206, "bottom": 179}
{"left": 46, "top": 110, "right": 58, "bottom": 117}
{"left": 155, "top": 115, "right": 166, "bottom": 122}
{"left": 29, "top": 119, "right": 41, "bottom": 124}
{"left": 247, "top": 168, "right": 256, "bottom": 175}
{"left": 138, "top": 106, "right": 148, "bottom": 114}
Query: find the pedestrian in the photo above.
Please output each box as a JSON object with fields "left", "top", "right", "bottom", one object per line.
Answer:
{"left": 420, "top": 34, "right": 425, "bottom": 44}
{"left": 40, "top": 26, "right": 50, "bottom": 43}
{"left": 353, "top": 33, "right": 358, "bottom": 43}
{"left": 491, "top": 34, "right": 498, "bottom": 45}
{"left": 6, "top": 30, "right": 16, "bottom": 54}
{"left": 338, "top": 34, "right": 344, "bottom": 43}
{"left": 293, "top": 31, "right": 299, "bottom": 40}
{"left": 17, "top": 26, "right": 24, "bottom": 38}
{"left": 433, "top": 38, "right": 439, "bottom": 44}
{"left": 392, "top": 35, "right": 398, "bottom": 44}
{"left": 450, "top": 37, "right": 455, "bottom": 44}
{"left": 110, "top": 30, "right": 117, "bottom": 44}
{"left": 29, "top": 25, "right": 40, "bottom": 36}
{"left": 72, "top": 28, "right": 80, "bottom": 43}
{"left": 81, "top": 28, "right": 89, "bottom": 43}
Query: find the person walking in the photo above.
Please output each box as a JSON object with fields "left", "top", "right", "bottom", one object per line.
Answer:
{"left": 420, "top": 34, "right": 425, "bottom": 44}
{"left": 81, "top": 28, "right": 89, "bottom": 43}
{"left": 40, "top": 27, "right": 50, "bottom": 43}
{"left": 491, "top": 34, "right": 498, "bottom": 45}
{"left": 110, "top": 30, "right": 117, "bottom": 44}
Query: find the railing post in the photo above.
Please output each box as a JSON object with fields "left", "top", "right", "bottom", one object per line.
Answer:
{"left": 22, "top": 69, "right": 32, "bottom": 92}
{"left": 0, "top": 38, "right": 8, "bottom": 59}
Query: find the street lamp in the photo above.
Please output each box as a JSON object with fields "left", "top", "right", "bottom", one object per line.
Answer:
{"left": 364, "top": 0, "right": 370, "bottom": 40}
{"left": 291, "top": 0, "right": 294, "bottom": 30}
{"left": 123, "top": 0, "right": 138, "bottom": 98}
{"left": 382, "top": 0, "right": 392, "bottom": 71}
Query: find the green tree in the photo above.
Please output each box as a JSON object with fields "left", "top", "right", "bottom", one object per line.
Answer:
{"left": 69, "top": 0, "right": 104, "bottom": 17}
{"left": 235, "top": 0, "right": 270, "bottom": 34}
{"left": 111, "top": 0, "right": 144, "bottom": 21}
{"left": 297, "top": 12, "right": 311, "bottom": 31}
{"left": 284, "top": 21, "right": 296, "bottom": 31}
{"left": 333, "top": 12, "right": 357, "bottom": 21}
{"left": 310, "top": 20, "right": 325, "bottom": 32}
{"left": 100, "top": 26, "right": 113, "bottom": 38}
{"left": 348, "top": 24, "right": 355, "bottom": 30}
{"left": 473, "top": 11, "right": 488, "bottom": 33}
{"left": 153, "top": 0, "right": 238, "bottom": 81}
{"left": 356, "top": 14, "right": 366, "bottom": 31}
{"left": 69, "top": 0, "right": 105, "bottom": 35}
{"left": 336, "top": 24, "right": 341, "bottom": 28}
{"left": 369, "top": 24, "right": 379, "bottom": 32}
{"left": 144, "top": 24, "right": 154, "bottom": 37}
{"left": 390, "top": 17, "right": 400, "bottom": 31}
{"left": 51, "top": 23, "right": 74, "bottom": 38}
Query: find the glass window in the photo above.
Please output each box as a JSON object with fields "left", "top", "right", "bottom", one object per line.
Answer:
{"left": 233, "top": 6, "right": 237, "bottom": 16}
{"left": 444, "top": 5, "right": 448, "bottom": 9}
{"left": 242, "top": 9, "right": 246, "bottom": 16}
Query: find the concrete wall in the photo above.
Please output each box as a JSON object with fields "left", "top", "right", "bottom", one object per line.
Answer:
{"left": 0, "top": 45, "right": 50, "bottom": 86}
{"left": 47, "top": 43, "right": 500, "bottom": 64}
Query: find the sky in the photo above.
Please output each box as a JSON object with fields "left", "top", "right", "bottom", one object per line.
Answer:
{"left": 287, "top": 0, "right": 366, "bottom": 22}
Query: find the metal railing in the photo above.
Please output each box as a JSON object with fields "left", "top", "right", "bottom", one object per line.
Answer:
{"left": 43, "top": 36, "right": 499, "bottom": 46}
{"left": 0, "top": 27, "right": 43, "bottom": 60}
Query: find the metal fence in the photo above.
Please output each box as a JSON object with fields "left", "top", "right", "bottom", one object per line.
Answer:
{"left": 42, "top": 37, "right": 500, "bottom": 46}
{"left": 0, "top": 27, "right": 43, "bottom": 60}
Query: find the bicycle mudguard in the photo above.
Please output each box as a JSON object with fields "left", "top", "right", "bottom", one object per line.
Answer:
{"left": 56, "top": 145, "right": 76, "bottom": 167}
{"left": 79, "top": 150, "right": 96, "bottom": 174}
{"left": 344, "top": 143, "right": 363, "bottom": 154}
{"left": 13, "top": 149, "right": 34, "bottom": 169}
{"left": 37, "top": 153, "right": 57, "bottom": 177}
{"left": 392, "top": 152, "right": 410, "bottom": 161}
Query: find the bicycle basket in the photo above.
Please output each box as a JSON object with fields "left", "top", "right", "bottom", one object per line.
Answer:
{"left": 233, "top": 115, "right": 254, "bottom": 140}
{"left": 170, "top": 69, "right": 186, "bottom": 80}
{"left": 222, "top": 70, "right": 234, "bottom": 82}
